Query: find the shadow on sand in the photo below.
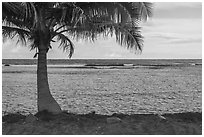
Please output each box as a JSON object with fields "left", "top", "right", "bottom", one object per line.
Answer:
{"left": 2, "top": 111, "right": 202, "bottom": 135}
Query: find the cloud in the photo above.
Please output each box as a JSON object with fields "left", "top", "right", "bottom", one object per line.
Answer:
{"left": 145, "top": 32, "right": 202, "bottom": 45}
{"left": 154, "top": 2, "right": 202, "bottom": 19}
{"left": 106, "top": 53, "right": 122, "bottom": 58}
{"left": 149, "top": 33, "right": 182, "bottom": 40}
{"left": 168, "top": 38, "right": 202, "bottom": 44}
{"left": 155, "top": 2, "right": 201, "bottom": 10}
{"left": 2, "top": 40, "right": 36, "bottom": 59}
{"left": 10, "top": 46, "right": 21, "bottom": 53}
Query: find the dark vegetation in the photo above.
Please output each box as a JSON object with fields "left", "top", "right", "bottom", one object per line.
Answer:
{"left": 2, "top": 111, "right": 202, "bottom": 135}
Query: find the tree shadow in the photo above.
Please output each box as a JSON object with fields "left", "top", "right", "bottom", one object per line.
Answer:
{"left": 2, "top": 111, "right": 202, "bottom": 135}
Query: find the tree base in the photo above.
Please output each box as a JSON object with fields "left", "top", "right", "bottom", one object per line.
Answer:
{"left": 37, "top": 95, "right": 62, "bottom": 115}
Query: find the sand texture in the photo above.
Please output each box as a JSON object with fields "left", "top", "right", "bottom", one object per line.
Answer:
{"left": 2, "top": 65, "right": 202, "bottom": 135}
{"left": 2, "top": 65, "right": 201, "bottom": 115}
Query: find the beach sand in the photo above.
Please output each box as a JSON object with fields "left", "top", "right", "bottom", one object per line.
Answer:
{"left": 2, "top": 65, "right": 202, "bottom": 134}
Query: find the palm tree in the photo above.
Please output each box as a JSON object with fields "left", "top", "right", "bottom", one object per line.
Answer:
{"left": 2, "top": 2, "right": 153, "bottom": 114}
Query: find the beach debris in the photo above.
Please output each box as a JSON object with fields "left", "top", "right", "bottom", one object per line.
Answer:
{"left": 106, "top": 117, "right": 122, "bottom": 124}
{"left": 190, "top": 63, "right": 196, "bottom": 66}
{"left": 157, "top": 114, "right": 166, "bottom": 120}
{"left": 123, "top": 64, "right": 134, "bottom": 66}
{"left": 91, "top": 111, "right": 96, "bottom": 115}
{"left": 25, "top": 113, "right": 38, "bottom": 123}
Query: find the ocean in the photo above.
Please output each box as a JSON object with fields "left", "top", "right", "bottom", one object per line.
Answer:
{"left": 2, "top": 59, "right": 202, "bottom": 66}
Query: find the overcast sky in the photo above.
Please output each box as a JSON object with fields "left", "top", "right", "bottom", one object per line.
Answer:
{"left": 2, "top": 2, "right": 202, "bottom": 59}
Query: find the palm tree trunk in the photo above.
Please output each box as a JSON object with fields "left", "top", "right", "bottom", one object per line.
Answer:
{"left": 37, "top": 48, "right": 62, "bottom": 114}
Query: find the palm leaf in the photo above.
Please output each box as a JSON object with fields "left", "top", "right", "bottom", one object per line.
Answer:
{"left": 137, "top": 2, "right": 153, "bottom": 21}
{"left": 2, "top": 26, "right": 31, "bottom": 44}
{"left": 2, "top": 2, "right": 22, "bottom": 20}
{"left": 21, "top": 2, "right": 39, "bottom": 28}
{"left": 55, "top": 33, "right": 74, "bottom": 58}
{"left": 2, "top": 2, "right": 153, "bottom": 58}
{"left": 64, "top": 2, "right": 152, "bottom": 52}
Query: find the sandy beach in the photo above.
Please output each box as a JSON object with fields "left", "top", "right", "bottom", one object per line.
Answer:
{"left": 2, "top": 64, "right": 202, "bottom": 134}
{"left": 2, "top": 65, "right": 202, "bottom": 115}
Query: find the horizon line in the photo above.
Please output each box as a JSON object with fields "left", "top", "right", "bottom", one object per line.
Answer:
{"left": 2, "top": 58, "right": 202, "bottom": 60}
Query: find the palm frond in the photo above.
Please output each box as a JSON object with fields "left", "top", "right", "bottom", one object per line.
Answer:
{"left": 45, "top": 3, "right": 76, "bottom": 27}
{"left": 21, "top": 2, "right": 39, "bottom": 28}
{"left": 54, "top": 33, "right": 74, "bottom": 58}
{"left": 98, "top": 22, "right": 143, "bottom": 51}
{"left": 115, "top": 26, "right": 143, "bottom": 52}
{"left": 67, "top": 2, "right": 152, "bottom": 52}
{"left": 118, "top": 2, "right": 153, "bottom": 26}
{"left": 136, "top": 2, "right": 153, "bottom": 21}
{"left": 2, "top": 26, "right": 31, "bottom": 44}
{"left": 75, "top": 2, "right": 131, "bottom": 24}
{"left": 2, "top": 2, "right": 22, "bottom": 19}
{"left": 3, "top": 2, "right": 36, "bottom": 32}
{"left": 2, "top": 2, "right": 153, "bottom": 57}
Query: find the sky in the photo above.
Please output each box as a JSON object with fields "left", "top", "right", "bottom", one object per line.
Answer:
{"left": 2, "top": 2, "right": 202, "bottom": 59}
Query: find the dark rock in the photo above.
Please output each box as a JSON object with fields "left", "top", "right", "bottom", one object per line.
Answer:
{"left": 4, "top": 64, "right": 10, "bottom": 66}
